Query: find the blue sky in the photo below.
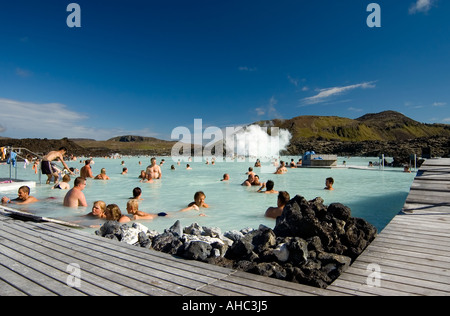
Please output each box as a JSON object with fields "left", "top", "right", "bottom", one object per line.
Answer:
{"left": 0, "top": 0, "right": 449, "bottom": 140}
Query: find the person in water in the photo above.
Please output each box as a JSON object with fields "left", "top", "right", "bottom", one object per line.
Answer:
{"left": 41, "top": 147, "right": 74, "bottom": 184}
{"left": 146, "top": 157, "right": 162, "bottom": 180}
{"left": 126, "top": 199, "right": 167, "bottom": 220}
{"left": 324, "top": 177, "right": 335, "bottom": 191}
{"left": 52, "top": 174, "right": 71, "bottom": 190}
{"left": 105, "top": 204, "right": 130, "bottom": 223}
{"left": 180, "top": 191, "right": 209, "bottom": 214}
{"left": 63, "top": 177, "right": 88, "bottom": 208}
{"left": 80, "top": 159, "right": 94, "bottom": 179}
{"left": 257, "top": 180, "right": 278, "bottom": 194}
{"left": 1, "top": 186, "right": 39, "bottom": 205}
{"left": 94, "top": 168, "right": 110, "bottom": 180}
{"left": 86, "top": 201, "right": 107, "bottom": 218}
{"left": 130, "top": 187, "right": 143, "bottom": 200}
{"left": 265, "top": 191, "right": 290, "bottom": 219}
{"left": 274, "top": 161, "right": 288, "bottom": 174}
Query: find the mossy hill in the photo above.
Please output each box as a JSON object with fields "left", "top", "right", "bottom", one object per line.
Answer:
{"left": 256, "top": 110, "right": 450, "bottom": 142}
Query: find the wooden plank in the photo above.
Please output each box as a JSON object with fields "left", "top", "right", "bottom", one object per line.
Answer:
{"left": 3, "top": 218, "right": 333, "bottom": 297}
{"left": 336, "top": 271, "right": 444, "bottom": 296}
{"left": 199, "top": 279, "right": 282, "bottom": 296}
{"left": 222, "top": 274, "right": 316, "bottom": 296}
{"left": 350, "top": 261, "right": 450, "bottom": 286}
{"left": 0, "top": 251, "right": 83, "bottom": 296}
{"left": 0, "top": 243, "right": 87, "bottom": 296}
{"left": 380, "top": 228, "right": 450, "bottom": 245}
{"left": 326, "top": 279, "right": 377, "bottom": 296}
{"left": 18, "top": 221, "right": 236, "bottom": 289}
{"left": 0, "top": 278, "right": 27, "bottom": 296}
{"left": 39, "top": 221, "right": 236, "bottom": 281}
{"left": 372, "top": 234, "right": 450, "bottom": 253}
{"left": 28, "top": 220, "right": 234, "bottom": 275}
{"left": 329, "top": 277, "right": 415, "bottom": 296}
{"left": 40, "top": 220, "right": 348, "bottom": 296}
{"left": 355, "top": 254, "right": 449, "bottom": 281}
{"left": 0, "top": 227, "right": 133, "bottom": 296}
{"left": 339, "top": 265, "right": 450, "bottom": 295}
{"left": 1, "top": 221, "right": 195, "bottom": 296}
{"left": 0, "top": 263, "right": 56, "bottom": 296}
{"left": 332, "top": 159, "right": 450, "bottom": 296}
{"left": 2, "top": 221, "right": 185, "bottom": 296}
{"left": 231, "top": 270, "right": 352, "bottom": 296}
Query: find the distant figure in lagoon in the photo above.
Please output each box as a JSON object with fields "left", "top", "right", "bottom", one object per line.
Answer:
{"left": 80, "top": 159, "right": 94, "bottom": 179}
{"left": 94, "top": 168, "right": 111, "bottom": 180}
{"left": 146, "top": 157, "right": 162, "bottom": 180}
{"left": 324, "top": 177, "right": 335, "bottom": 191}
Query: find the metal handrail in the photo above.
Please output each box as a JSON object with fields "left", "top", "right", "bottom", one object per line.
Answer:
{"left": 2, "top": 146, "right": 65, "bottom": 184}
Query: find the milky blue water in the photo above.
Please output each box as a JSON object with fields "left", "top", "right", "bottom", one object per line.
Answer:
{"left": 0, "top": 156, "right": 415, "bottom": 233}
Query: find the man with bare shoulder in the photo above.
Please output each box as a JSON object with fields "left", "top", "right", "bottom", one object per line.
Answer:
{"left": 265, "top": 191, "right": 290, "bottom": 219}
{"left": 63, "top": 177, "right": 88, "bottom": 208}
{"left": 146, "top": 157, "right": 162, "bottom": 180}
{"left": 80, "top": 159, "right": 94, "bottom": 179}
{"left": 274, "top": 161, "right": 288, "bottom": 174}
{"left": 42, "top": 147, "right": 74, "bottom": 184}
{"left": 2, "top": 186, "right": 39, "bottom": 205}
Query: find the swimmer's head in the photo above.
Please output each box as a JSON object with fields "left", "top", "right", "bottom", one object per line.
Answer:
{"left": 194, "top": 191, "right": 206, "bottom": 206}
{"left": 105, "top": 204, "right": 122, "bottom": 221}
{"left": 92, "top": 201, "right": 106, "bottom": 216}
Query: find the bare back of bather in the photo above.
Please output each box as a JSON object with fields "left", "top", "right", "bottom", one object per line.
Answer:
{"left": 63, "top": 177, "right": 88, "bottom": 208}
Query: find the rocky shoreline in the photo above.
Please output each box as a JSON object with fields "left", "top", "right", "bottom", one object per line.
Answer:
{"left": 95, "top": 195, "right": 377, "bottom": 289}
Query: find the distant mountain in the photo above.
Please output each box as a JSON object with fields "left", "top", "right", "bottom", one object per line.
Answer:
{"left": 256, "top": 110, "right": 450, "bottom": 142}
{"left": 72, "top": 136, "right": 177, "bottom": 156}
{"left": 107, "top": 135, "right": 174, "bottom": 143}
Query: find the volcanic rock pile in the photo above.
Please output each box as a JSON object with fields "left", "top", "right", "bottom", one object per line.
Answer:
{"left": 96, "top": 195, "right": 377, "bottom": 288}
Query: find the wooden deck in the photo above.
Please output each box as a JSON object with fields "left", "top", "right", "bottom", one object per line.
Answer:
{"left": 1, "top": 158, "right": 449, "bottom": 296}
{"left": 327, "top": 158, "right": 450, "bottom": 296}
{"left": 0, "top": 213, "right": 346, "bottom": 296}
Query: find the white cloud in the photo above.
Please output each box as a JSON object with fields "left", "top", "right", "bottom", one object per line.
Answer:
{"left": 409, "top": 0, "right": 437, "bottom": 14}
{"left": 287, "top": 75, "right": 299, "bottom": 87}
{"left": 255, "top": 96, "right": 281, "bottom": 118}
{"left": 238, "top": 66, "right": 257, "bottom": 72}
{"left": 15, "top": 68, "right": 33, "bottom": 78}
{"left": 300, "top": 81, "right": 376, "bottom": 105}
{"left": 0, "top": 98, "right": 157, "bottom": 140}
{"left": 442, "top": 118, "right": 450, "bottom": 123}
{"left": 432, "top": 102, "right": 447, "bottom": 107}
{"left": 348, "top": 107, "right": 363, "bottom": 112}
